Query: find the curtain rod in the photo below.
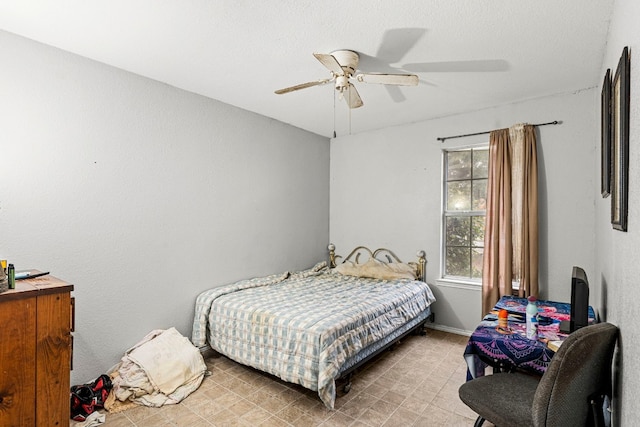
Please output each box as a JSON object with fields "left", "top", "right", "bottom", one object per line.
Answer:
{"left": 437, "top": 120, "right": 561, "bottom": 143}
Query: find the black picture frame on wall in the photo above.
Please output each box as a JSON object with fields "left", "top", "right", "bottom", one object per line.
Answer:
{"left": 601, "top": 68, "right": 611, "bottom": 198}
{"left": 611, "top": 46, "right": 630, "bottom": 232}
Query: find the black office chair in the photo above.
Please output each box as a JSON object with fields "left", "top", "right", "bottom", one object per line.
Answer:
{"left": 459, "top": 322, "right": 619, "bottom": 427}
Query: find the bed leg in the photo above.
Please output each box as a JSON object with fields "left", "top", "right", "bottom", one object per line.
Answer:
{"left": 343, "top": 379, "right": 352, "bottom": 394}
{"left": 412, "top": 321, "right": 427, "bottom": 336}
{"left": 336, "top": 372, "right": 353, "bottom": 397}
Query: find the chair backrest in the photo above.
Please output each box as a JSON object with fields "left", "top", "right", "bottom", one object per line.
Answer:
{"left": 532, "top": 322, "right": 618, "bottom": 427}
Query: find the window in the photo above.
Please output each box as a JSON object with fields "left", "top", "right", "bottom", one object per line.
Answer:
{"left": 442, "top": 147, "right": 489, "bottom": 280}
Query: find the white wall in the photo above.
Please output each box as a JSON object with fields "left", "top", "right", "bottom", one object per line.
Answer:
{"left": 596, "top": 0, "right": 640, "bottom": 424}
{"left": 0, "top": 31, "right": 330, "bottom": 385}
{"left": 331, "top": 89, "right": 597, "bottom": 333}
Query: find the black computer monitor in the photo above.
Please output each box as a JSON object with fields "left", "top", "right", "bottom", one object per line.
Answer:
{"left": 560, "top": 266, "right": 590, "bottom": 333}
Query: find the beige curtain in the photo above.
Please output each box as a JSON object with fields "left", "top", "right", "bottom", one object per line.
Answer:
{"left": 482, "top": 129, "right": 512, "bottom": 315}
{"left": 511, "top": 124, "right": 539, "bottom": 298}
{"left": 482, "top": 124, "right": 538, "bottom": 315}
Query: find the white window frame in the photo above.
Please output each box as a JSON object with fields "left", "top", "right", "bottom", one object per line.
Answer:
{"left": 439, "top": 144, "right": 488, "bottom": 286}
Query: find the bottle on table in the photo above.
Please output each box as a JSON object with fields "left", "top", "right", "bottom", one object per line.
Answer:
{"left": 526, "top": 296, "right": 538, "bottom": 340}
{"left": 7, "top": 264, "right": 15, "bottom": 289}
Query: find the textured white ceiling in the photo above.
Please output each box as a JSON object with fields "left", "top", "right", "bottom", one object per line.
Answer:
{"left": 0, "top": 0, "right": 614, "bottom": 138}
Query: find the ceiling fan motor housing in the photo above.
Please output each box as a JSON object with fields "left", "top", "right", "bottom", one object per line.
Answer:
{"left": 330, "top": 50, "right": 359, "bottom": 76}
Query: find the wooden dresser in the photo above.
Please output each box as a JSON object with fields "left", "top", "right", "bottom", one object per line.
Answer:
{"left": 0, "top": 273, "right": 74, "bottom": 426}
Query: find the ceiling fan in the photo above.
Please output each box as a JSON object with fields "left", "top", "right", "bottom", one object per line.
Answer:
{"left": 274, "top": 50, "right": 419, "bottom": 109}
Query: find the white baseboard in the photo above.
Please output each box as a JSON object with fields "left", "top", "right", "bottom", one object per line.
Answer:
{"left": 426, "top": 323, "right": 473, "bottom": 337}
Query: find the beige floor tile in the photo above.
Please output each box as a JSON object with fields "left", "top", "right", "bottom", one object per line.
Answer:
{"left": 131, "top": 412, "right": 173, "bottom": 427}
{"left": 91, "top": 330, "right": 481, "bottom": 427}
{"left": 101, "top": 411, "right": 136, "bottom": 426}
{"left": 239, "top": 406, "right": 272, "bottom": 425}
{"left": 321, "top": 411, "right": 357, "bottom": 427}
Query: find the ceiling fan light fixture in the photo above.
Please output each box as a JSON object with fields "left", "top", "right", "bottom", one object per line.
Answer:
{"left": 335, "top": 75, "right": 349, "bottom": 92}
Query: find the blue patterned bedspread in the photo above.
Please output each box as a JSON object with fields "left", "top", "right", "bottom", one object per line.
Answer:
{"left": 191, "top": 264, "right": 435, "bottom": 408}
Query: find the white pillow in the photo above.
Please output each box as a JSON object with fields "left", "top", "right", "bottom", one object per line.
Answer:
{"left": 334, "top": 258, "right": 417, "bottom": 280}
{"left": 333, "top": 260, "right": 359, "bottom": 276}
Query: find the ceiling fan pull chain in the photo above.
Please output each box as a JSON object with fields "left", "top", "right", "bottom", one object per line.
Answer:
{"left": 333, "top": 87, "right": 337, "bottom": 138}
{"left": 348, "top": 90, "right": 352, "bottom": 135}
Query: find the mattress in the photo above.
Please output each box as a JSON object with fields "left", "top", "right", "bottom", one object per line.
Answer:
{"left": 191, "top": 264, "right": 435, "bottom": 408}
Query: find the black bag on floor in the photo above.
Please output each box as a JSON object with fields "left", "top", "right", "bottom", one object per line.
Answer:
{"left": 70, "top": 374, "right": 112, "bottom": 421}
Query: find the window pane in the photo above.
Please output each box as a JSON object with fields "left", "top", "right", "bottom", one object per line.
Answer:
{"left": 472, "top": 216, "right": 485, "bottom": 247}
{"left": 446, "top": 216, "right": 470, "bottom": 246}
{"left": 447, "top": 151, "right": 471, "bottom": 180}
{"left": 472, "top": 179, "right": 487, "bottom": 210}
{"left": 446, "top": 247, "right": 470, "bottom": 277}
{"left": 443, "top": 146, "right": 488, "bottom": 280}
{"left": 473, "top": 149, "right": 489, "bottom": 179}
{"left": 471, "top": 248, "right": 484, "bottom": 279}
{"left": 447, "top": 181, "right": 471, "bottom": 210}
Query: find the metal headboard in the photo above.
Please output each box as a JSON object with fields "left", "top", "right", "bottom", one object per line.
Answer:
{"left": 328, "top": 243, "right": 426, "bottom": 282}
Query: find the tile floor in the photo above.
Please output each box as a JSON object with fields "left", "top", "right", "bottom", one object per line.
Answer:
{"left": 80, "top": 329, "right": 486, "bottom": 426}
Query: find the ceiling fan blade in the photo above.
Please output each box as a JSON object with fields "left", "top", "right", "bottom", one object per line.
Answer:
{"left": 274, "top": 78, "right": 332, "bottom": 94}
{"left": 313, "top": 53, "right": 344, "bottom": 75}
{"left": 356, "top": 73, "right": 419, "bottom": 86}
{"left": 344, "top": 83, "right": 363, "bottom": 109}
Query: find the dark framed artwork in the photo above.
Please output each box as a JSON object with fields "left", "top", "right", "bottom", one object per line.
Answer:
{"left": 611, "top": 46, "right": 630, "bottom": 231}
{"left": 601, "top": 69, "right": 611, "bottom": 197}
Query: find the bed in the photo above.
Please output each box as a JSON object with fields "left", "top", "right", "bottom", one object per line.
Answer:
{"left": 191, "top": 244, "right": 435, "bottom": 409}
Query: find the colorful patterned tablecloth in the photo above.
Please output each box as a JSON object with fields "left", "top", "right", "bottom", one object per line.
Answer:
{"left": 464, "top": 296, "right": 596, "bottom": 379}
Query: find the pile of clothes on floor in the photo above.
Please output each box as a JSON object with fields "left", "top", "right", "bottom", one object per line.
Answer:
{"left": 71, "top": 327, "right": 207, "bottom": 425}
